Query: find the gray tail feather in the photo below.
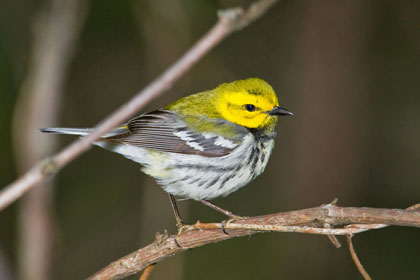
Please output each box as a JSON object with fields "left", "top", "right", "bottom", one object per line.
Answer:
{"left": 40, "top": 127, "right": 93, "bottom": 136}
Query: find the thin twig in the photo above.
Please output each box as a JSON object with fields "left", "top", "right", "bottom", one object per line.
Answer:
{"left": 0, "top": 0, "right": 279, "bottom": 212}
{"left": 327, "top": 234, "right": 342, "bottom": 248}
{"left": 346, "top": 235, "right": 372, "bottom": 280}
{"left": 324, "top": 224, "right": 341, "bottom": 249}
{"left": 138, "top": 264, "right": 156, "bottom": 280}
{"left": 325, "top": 199, "right": 342, "bottom": 248}
{"left": 87, "top": 204, "right": 420, "bottom": 280}
{"left": 200, "top": 221, "right": 382, "bottom": 235}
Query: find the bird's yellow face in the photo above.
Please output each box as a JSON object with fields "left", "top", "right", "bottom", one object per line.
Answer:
{"left": 166, "top": 78, "right": 292, "bottom": 131}
{"left": 216, "top": 78, "right": 282, "bottom": 129}
{"left": 218, "top": 91, "right": 278, "bottom": 128}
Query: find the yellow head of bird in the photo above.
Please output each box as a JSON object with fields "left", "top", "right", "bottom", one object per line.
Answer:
{"left": 215, "top": 78, "right": 292, "bottom": 129}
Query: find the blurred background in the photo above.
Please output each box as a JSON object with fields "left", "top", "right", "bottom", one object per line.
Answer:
{"left": 1, "top": 0, "right": 420, "bottom": 279}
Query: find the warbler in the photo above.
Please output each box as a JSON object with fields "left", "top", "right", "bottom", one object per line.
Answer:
{"left": 42, "top": 78, "right": 293, "bottom": 226}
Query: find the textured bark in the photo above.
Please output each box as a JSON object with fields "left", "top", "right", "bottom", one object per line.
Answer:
{"left": 88, "top": 204, "right": 420, "bottom": 280}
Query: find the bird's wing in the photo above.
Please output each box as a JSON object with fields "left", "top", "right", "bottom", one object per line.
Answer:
{"left": 104, "top": 110, "right": 241, "bottom": 157}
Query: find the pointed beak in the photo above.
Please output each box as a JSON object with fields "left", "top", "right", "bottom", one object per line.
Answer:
{"left": 267, "top": 106, "right": 294, "bottom": 116}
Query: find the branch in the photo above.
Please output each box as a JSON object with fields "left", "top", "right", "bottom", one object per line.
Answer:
{"left": 138, "top": 264, "right": 155, "bottom": 280}
{"left": 346, "top": 235, "right": 371, "bottom": 280}
{"left": 0, "top": 0, "right": 279, "bottom": 211}
{"left": 88, "top": 204, "right": 420, "bottom": 280}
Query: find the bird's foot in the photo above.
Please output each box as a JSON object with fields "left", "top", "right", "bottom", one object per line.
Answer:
{"left": 174, "top": 223, "right": 201, "bottom": 248}
{"left": 221, "top": 215, "right": 246, "bottom": 235}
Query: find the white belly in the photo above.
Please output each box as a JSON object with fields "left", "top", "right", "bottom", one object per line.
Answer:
{"left": 97, "top": 134, "right": 274, "bottom": 200}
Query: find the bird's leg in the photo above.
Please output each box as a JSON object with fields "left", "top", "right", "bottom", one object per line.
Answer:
{"left": 169, "top": 195, "right": 198, "bottom": 247}
{"left": 168, "top": 194, "right": 184, "bottom": 229}
{"left": 199, "top": 200, "right": 246, "bottom": 235}
{"left": 199, "top": 199, "right": 243, "bottom": 220}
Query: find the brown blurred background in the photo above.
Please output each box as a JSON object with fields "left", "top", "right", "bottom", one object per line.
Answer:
{"left": 1, "top": 0, "right": 420, "bottom": 279}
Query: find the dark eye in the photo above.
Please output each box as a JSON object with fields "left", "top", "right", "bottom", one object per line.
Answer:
{"left": 244, "top": 104, "right": 256, "bottom": 112}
